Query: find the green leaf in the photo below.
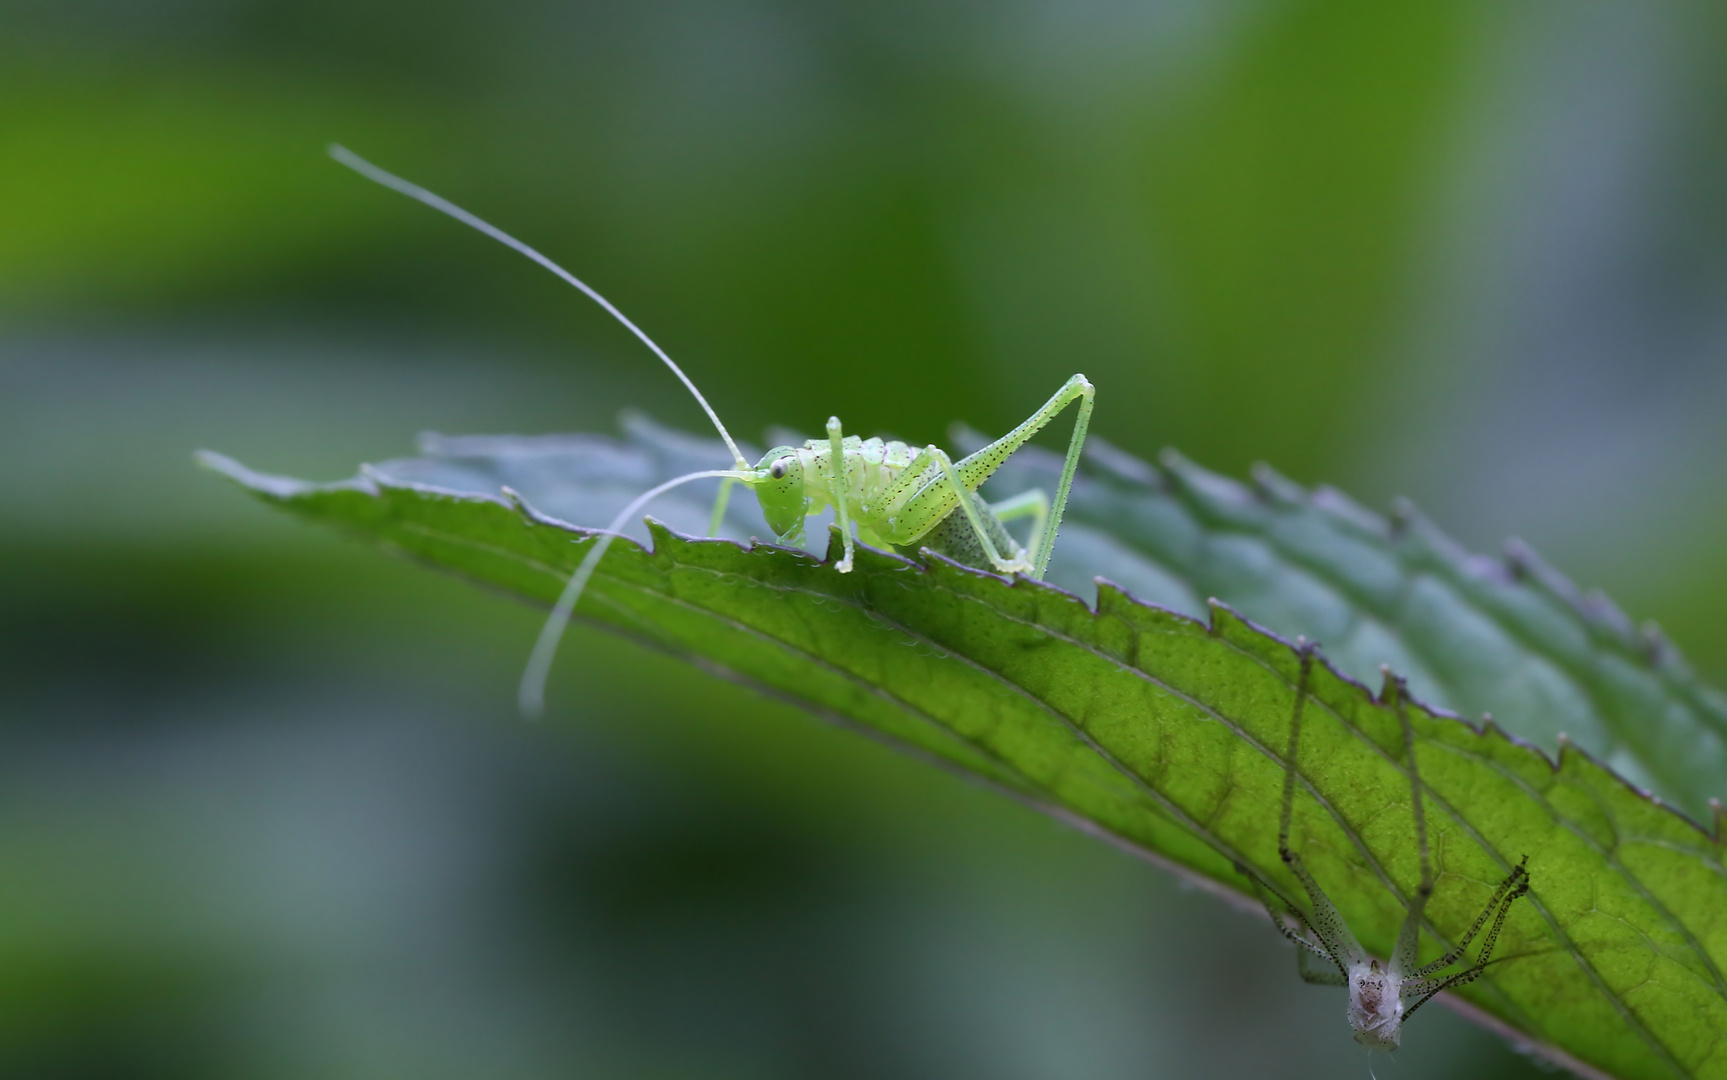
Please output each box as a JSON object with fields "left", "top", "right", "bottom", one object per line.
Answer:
{"left": 969, "top": 430, "right": 1727, "bottom": 826}
{"left": 198, "top": 427, "right": 1727, "bottom": 1080}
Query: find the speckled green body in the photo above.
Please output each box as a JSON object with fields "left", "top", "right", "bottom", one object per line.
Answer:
{"left": 752, "top": 436, "right": 1017, "bottom": 562}
{"left": 747, "top": 373, "right": 1095, "bottom": 579}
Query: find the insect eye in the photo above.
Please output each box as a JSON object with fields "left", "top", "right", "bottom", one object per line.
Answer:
{"left": 769, "top": 458, "right": 791, "bottom": 480}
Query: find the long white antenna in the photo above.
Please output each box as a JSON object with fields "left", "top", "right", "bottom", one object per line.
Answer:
{"left": 518, "top": 467, "right": 750, "bottom": 718}
{"left": 328, "top": 144, "right": 751, "bottom": 470}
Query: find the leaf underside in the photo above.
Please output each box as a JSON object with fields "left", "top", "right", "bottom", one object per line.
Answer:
{"left": 200, "top": 425, "right": 1727, "bottom": 1080}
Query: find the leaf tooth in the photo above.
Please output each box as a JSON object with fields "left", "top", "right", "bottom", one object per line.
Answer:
{"left": 1580, "top": 587, "right": 1638, "bottom": 648}
{"left": 1092, "top": 579, "right": 1139, "bottom": 619}
{"left": 1204, "top": 601, "right": 1338, "bottom": 694}
{"left": 1091, "top": 580, "right": 1208, "bottom": 646}
{"left": 503, "top": 487, "right": 589, "bottom": 535}
{"left": 844, "top": 535, "right": 911, "bottom": 574}
{"left": 1638, "top": 620, "right": 1688, "bottom": 674}
{"left": 1556, "top": 727, "right": 1658, "bottom": 799}
{"left": 1385, "top": 497, "right": 1472, "bottom": 568}
{"left": 1503, "top": 536, "right": 1582, "bottom": 602}
{"left": 1081, "top": 434, "right": 1160, "bottom": 487}
{"left": 499, "top": 485, "right": 536, "bottom": 523}
{"left": 644, "top": 517, "right": 682, "bottom": 561}
{"left": 1375, "top": 662, "right": 1401, "bottom": 705}
{"left": 1480, "top": 711, "right": 1513, "bottom": 747}
{"left": 1309, "top": 484, "right": 1390, "bottom": 538}
{"left": 1208, "top": 583, "right": 1716, "bottom": 841}
{"left": 1204, "top": 595, "right": 1230, "bottom": 637}
{"left": 1248, "top": 461, "right": 1305, "bottom": 504}
{"left": 1159, "top": 449, "right": 1266, "bottom": 524}
{"left": 822, "top": 521, "right": 849, "bottom": 566}
{"left": 1504, "top": 538, "right": 1678, "bottom": 667}
{"left": 1387, "top": 495, "right": 1415, "bottom": 538}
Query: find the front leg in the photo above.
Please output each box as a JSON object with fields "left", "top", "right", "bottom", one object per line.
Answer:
{"left": 987, "top": 489, "right": 1050, "bottom": 570}
{"left": 707, "top": 476, "right": 736, "bottom": 538}
{"left": 825, "top": 416, "right": 856, "bottom": 573}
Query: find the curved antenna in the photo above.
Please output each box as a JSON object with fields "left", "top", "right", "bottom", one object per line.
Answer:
{"left": 518, "top": 468, "right": 750, "bottom": 718}
{"left": 328, "top": 144, "right": 750, "bottom": 470}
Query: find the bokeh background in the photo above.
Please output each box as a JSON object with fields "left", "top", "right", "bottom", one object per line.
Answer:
{"left": 5, "top": 1, "right": 1727, "bottom": 1077}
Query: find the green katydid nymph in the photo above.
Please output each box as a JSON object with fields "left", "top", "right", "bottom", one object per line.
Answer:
{"left": 330, "top": 147, "right": 1095, "bottom": 716}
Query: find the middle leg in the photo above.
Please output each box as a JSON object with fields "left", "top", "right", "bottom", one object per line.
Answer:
{"left": 987, "top": 489, "right": 1051, "bottom": 569}
{"left": 887, "top": 445, "right": 1034, "bottom": 576}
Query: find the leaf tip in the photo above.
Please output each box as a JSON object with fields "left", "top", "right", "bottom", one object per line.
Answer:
{"left": 193, "top": 449, "right": 334, "bottom": 499}
{"left": 193, "top": 448, "right": 234, "bottom": 473}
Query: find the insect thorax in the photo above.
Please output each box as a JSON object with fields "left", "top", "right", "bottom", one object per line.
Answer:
{"left": 766, "top": 434, "right": 1030, "bottom": 568}
{"left": 1347, "top": 964, "right": 1405, "bottom": 1050}
{"left": 794, "top": 436, "right": 922, "bottom": 520}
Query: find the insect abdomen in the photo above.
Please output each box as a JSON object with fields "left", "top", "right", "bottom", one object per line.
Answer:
{"left": 895, "top": 486, "right": 1024, "bottom": 569}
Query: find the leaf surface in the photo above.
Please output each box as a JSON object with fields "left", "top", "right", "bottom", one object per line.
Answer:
{"left": 199, "top": 428, "right": 1727, "bottom": 1080}
{"left": 965, "top": 430, "right": 1727, "bottom": 824}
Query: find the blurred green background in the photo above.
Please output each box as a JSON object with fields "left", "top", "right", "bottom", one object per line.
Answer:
{"left": 5, "top": 1, "right": 1727, "bottom": 1077}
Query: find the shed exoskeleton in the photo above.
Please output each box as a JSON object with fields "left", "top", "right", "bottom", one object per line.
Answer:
{"left": 1238, "top": 642, "right": 1531, "bottom": 1051}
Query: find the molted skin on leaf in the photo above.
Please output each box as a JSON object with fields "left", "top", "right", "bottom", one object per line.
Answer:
{"left": 200, "top": 431, "right": 1727, "bottom": 1080}
{"left": 1349, "top": 964, "right": 1403, "bottom": 1049}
